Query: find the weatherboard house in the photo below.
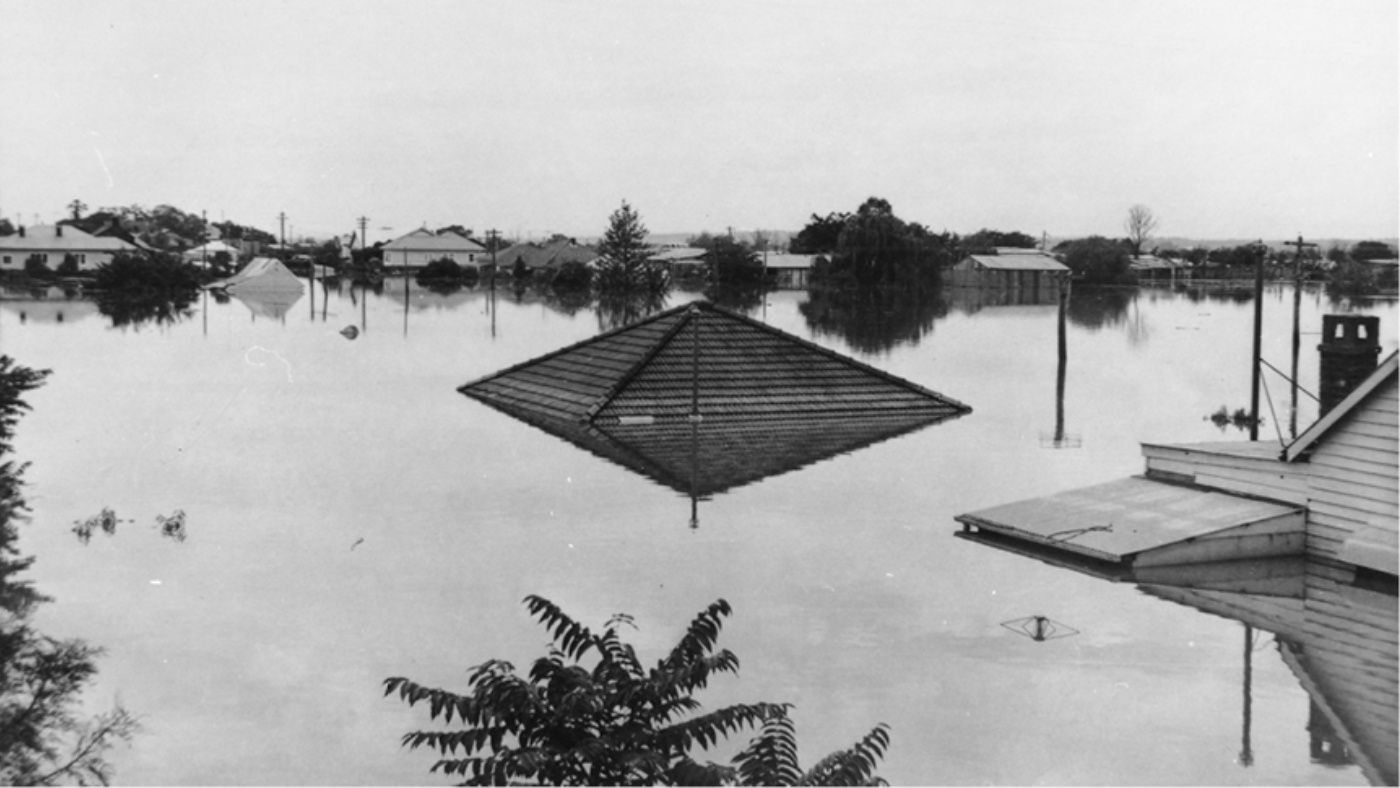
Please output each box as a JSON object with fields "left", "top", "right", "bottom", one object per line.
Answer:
{"left": 0, "top": 224, "right": 136, "bottom": 272}
{"left": 947, "top": 248, "right": 1070, "bottom": 291}
{"left": 957, "top": 314, "right": 1397, "bottom": 583}
{"left": 380, "top": 228, "right": 487, "bottom": 271}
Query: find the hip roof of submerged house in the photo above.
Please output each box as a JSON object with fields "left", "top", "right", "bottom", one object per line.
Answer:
{"left": 459, "top": 301, "right": 972, "bottom": 424}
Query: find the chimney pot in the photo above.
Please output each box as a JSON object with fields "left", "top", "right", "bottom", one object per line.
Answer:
{"left": 1318, "top": 315, "right": 1382, "bottom": 414}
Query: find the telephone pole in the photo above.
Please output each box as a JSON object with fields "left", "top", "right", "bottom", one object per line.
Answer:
{"left": 1283, "top": 234, "right": 1317, "bottom": 438}
{"left": 278, "top": 212, "right": 287, "bottom": 258}
{"left": 357, "top": 216, "right": 369, "bottom": 251}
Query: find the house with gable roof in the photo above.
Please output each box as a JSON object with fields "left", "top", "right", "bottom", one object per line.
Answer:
{"left": 0, "top": 224, "right": 137, "bottom": 272}
{"left": 380, "top": 228, "right": 487, "bottom": 271}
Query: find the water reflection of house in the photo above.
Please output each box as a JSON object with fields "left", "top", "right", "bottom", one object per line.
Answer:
{"left": 958, "top": 314, "right": 1396, "bottom": 578}
{"left": 460, "top": 301, "right": 970, "bottom": 525}
{"left": 0, "top": 224, "right": 136, "bottom": 272}
{"left": 380, "top": 228, "right": 486, "bottom": 271}
{"left": 0, "top": 288, "right": 101, "bottom": 324}
{"left": 946, "top": 248, "right": 1070, "bottom": 291}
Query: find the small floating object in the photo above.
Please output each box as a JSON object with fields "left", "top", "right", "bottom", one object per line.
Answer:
{"left": 340, "top": 325, "right": 359, "bottom": 340}
{"left": 1001, "top": 615, "right": 1079, "bottom": 642}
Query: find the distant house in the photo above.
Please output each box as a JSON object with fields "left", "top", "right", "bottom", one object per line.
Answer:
{"left": 763, "top": 253, "right": 818, "bottom": 289}
{"left": 380, "top": 228, "right": 487, "bottom": 271}
{"left": 183, "top": 240, "right": 244, "bottom": 267}
{"left": 947, "top": 248, "right": 1070, "bottom": 290}
{"left": 497, "top": 238, "right": 598, "bottom": 275}
{"left": 0, "top": 224, "right": 136, "bottom": 272}
{"left": 649, "top": 247, "right": 709, "bottom": 278}
{"left": 1129, "top": 254, "right": 1188, "bottom": 282}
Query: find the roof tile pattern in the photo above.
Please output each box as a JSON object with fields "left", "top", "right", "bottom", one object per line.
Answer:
{"left": 461, "top": 302, "right": 969, "bottom": 424}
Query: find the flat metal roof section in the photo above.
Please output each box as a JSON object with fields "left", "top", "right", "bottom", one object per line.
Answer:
{"left": 955, "top": 476, "right": 1306, "bottom": 568}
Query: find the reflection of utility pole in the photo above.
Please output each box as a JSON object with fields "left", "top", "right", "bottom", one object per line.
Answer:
{"left": 1240, "top": 624, "right": 1254, "bottom": 768}
{"left": 1055, "top": 279, "right": 1068, "bottom": 445}
{"left": 1283, "top": 235, "right": 1316, "bottom": 439}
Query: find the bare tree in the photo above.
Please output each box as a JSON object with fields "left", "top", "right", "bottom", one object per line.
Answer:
{"left": 1124, "top": 204, "right": 1159, "bottom": 258}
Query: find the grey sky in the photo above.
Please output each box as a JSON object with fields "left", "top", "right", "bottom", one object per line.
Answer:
{"left": 1, "top": 0, "right": 1395, "bottom": 245}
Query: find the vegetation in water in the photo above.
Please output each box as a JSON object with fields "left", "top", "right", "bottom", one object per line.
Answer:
{"left": 385, "top": 596, "right": 890, "bottom": 786}
{"left": 416, "top": 257, "right": 479, "bottom": 293}
{"left": 0, "top": 355, "right": 138, "bottom": 785}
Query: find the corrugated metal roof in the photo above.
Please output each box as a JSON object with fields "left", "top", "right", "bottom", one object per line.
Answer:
{"left": 763, "top": 253, "right": 818, "bottom": 270}
{"left": 956, "top": 476, "right": 1304, "bottom": 564}
{"left": 962, "top": 253, "right": 1069, "bottom": 272}
{"left": 650, "top": 247, "right": 707, "bottom": 262}
{"left": 460, "top": 301, "right": 971, "bottom": 424}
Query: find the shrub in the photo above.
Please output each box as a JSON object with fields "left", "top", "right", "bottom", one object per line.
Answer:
{"left": 385, "top": 596, "right": 890, "bottom": 786}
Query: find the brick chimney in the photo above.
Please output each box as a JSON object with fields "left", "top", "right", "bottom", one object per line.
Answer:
{"left": 17, "top": 225, "right": 24, "bottom": 238}
{"left": 56, "top": 224, "right": 63, "bottom": 238}
{"left": 1318, "top": 315, "right": 1381, "bottom": 415}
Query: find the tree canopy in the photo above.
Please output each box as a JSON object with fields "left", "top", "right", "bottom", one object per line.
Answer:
{"left": 1058, "top": 236, "right": 1134, "bottom": 284}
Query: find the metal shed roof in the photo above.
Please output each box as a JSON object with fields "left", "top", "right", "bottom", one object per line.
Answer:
{"left": 962, "top": 253, "right": 1069, "bottom": 272}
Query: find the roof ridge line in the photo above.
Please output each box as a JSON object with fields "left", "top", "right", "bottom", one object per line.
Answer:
{"left": 583, "top": 302, "right": 701, "bottom": 423}
{"left": 700, "top": 301, "right": 972, "bottom": 413}
{"left": 457, "top": 301, "right": 693, "bottom": 395}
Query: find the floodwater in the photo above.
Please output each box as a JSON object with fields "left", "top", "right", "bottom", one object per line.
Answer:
{"left": 1, "top": 278, "right": 1396, "bottom": 785}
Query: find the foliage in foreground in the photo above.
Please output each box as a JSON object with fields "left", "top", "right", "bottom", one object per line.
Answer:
{"left": 385, "top": 596, "right": 889, "bottom": 786}
{"left": 0, "top": 356, "right": 138, "bottom": 785}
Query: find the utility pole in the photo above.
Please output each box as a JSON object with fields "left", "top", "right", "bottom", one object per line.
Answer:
{"left": 1249, "top": 241, "right": 1266, "bottom": 442}
{"left": 278, "top": 212, "right": 287, "bottom": 259}
{"left": 357, "top": 216, "right": 369, "bottom": 251}
{"left": 1283, "top": 234, "right": 1317, "bottom": 439}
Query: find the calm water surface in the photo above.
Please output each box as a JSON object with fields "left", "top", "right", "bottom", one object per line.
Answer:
{"left": 1, "top": 280, "right": 1395, "bottom": 785}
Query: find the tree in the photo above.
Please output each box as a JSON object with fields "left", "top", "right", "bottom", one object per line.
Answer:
{"left": 23, "top": 255, "right": 51, "bottom": 280}
{"left": 958, "top": 229, "right": 1037, "bottom": 254}
{"left": 826, "top": 198, "right": 945, "bottom": 287}
{"left": 67, "top": 200, "right": 87, "bottom": 221}
{"left": 1124, "top": 205, "right": 1158, "bottom": 258}
{"left": 1350, "top": 240, "right": 1397, "bottom": 261}
{"left": 386, "top": 596, "right": 889, "bottom": 786}
{"left": 0, "top": 357, "right": 138, "bottom": 785}
{"left": 1060, "top": 236, "right": 1134, "bottom": 284}
{"left": 0, "top": 219, "right": 14, "bottom": 237}
{"left": 594, "top": 202, "right": 667, "bottom": 297}
{"left": 789, "top": 213, "right": 849, "bottom": 255}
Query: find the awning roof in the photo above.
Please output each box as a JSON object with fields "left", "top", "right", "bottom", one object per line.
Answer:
{"left": 956, "top": 476, "right": 1305, "bottom": 565}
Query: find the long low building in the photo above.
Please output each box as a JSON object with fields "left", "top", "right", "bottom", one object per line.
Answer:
{"left": 0, "top": 224, "right": 136, "bottom": 272}
{"left": 946, "top": 247, "right": 1070, "bottom": 290}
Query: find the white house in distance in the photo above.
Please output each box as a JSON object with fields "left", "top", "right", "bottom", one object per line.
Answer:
{"left": 0, "top": 224, "right": 136, "bottom": 272}
{"left": 380, "top": 228, "right": 487, "bottom": 271}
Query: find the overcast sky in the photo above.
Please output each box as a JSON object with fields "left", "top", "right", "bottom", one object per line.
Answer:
{"left": 1, "top": 0, "right": 1395, "bottom": 245}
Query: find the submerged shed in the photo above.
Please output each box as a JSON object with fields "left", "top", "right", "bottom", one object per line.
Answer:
{"left": 460, "top": 301, "right": 971, "bottom": 425}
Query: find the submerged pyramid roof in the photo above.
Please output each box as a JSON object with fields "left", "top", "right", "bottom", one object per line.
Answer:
{"left": 460, "top": 301, "right": 971, "bottom": 425}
